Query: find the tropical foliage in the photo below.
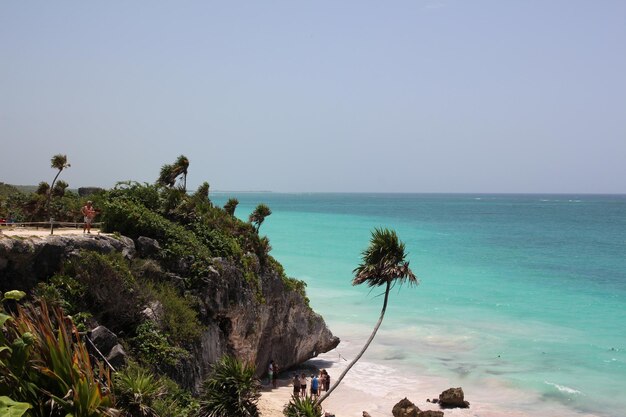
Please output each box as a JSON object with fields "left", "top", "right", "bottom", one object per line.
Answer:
{"left": 283, "top": 395, "right": 322, "bottom": 417}
{"left": 249, "top": 203, "right": 271, "bottom": 233}
{"left": 46, "top": 154, "right": 70, "bottom": 215}
{"left": 197, "top": 356, "right": 260, "bottom": 417}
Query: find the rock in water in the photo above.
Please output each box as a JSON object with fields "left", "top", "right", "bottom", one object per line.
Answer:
{"left": 392, "top": 397, "right": 421, "bottom": 417}
{"left": 438, "top": 387, "right": 470, "bottom": 408}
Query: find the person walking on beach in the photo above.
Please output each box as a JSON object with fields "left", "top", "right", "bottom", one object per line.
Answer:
{"left": 81, "top": 201, "right": 96, "bottom": 234}
{"left": 292, "top": 373, "right": 301, "bottom": 396}
{"left": 299, "top": 373, "right": 307, "bottom": 397}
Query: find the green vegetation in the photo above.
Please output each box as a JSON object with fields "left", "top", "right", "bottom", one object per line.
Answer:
{"left": 317, "top": 228, "right": 418, "bottom": 405}
{"left": 1, "top": 156, "right": 318, "bottom": 416}
{"left": 0, "top": 300, "right": 117, "bottom": 417}
{"left": 197, "top": 356, "right": 260, "bottom": 417}
{"left": 283, "top": 395, "right": 322, "bottom": 417}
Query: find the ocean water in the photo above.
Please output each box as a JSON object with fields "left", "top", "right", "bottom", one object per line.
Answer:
{"left": 213, "top": 193, "right": 626, "bottom": 416}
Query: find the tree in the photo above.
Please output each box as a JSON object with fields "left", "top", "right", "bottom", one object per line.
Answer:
{"left": 157, "top": 155, "right": 190, "bottom": 192}
{"left": 36, "top": 181, "right": 50, "bottom": 196}
{"left": 223, "top": 198, "right": 239, "bottom": 216}
{"left": 52, "top": 180, "right": 69, "bottom": 197}
{"left": 249, "top": 203, "right": 271, "bottom": 233}
{"left": 316, "top": 228, "right": 418, "bottom": 405}
{"left": 46, "top": 154, "right": 70, "bottom": 215}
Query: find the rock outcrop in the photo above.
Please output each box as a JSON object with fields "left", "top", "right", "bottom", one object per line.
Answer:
{"left": 392, "top": 398, "right": 420, "bottom": 417}
{"left": 0, "top": 233, "right": 339, "bottom": 393}
{"left": 438, "top": 387, "right": 469, "bottom": 408}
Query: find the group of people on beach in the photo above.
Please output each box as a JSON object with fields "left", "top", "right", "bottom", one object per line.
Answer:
{"left": 291, "top": 369, "right": 330, "bottom": 398}
{"left": 267, "top": 360, "right": 331, "bottom": 399}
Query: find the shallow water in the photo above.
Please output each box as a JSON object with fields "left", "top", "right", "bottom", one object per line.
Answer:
{"left": 213, "top": 193, "right": 626, "bottom": 416}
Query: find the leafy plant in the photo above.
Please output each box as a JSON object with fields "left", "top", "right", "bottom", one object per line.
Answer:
{"left": 114, "top": 363, "right": 164, "bottom": 417}
{"left": 0, "top": 300, "right": 117, "bottom": 417}
{"left": 197, "top": 356, "right": 260, "bottom": 417}
{"left": 0, "top": 396, "right": 32, "bottom": 417}
{"left": 283, "top": 395, "right": 322, "bottom": 417}
{"left": 249, "top": 204, "right": 271, "bottom": 233}
{"left": 131, "top": 322, "right": 190, "bottom": 370}
{"left": 148, "top": 283, "right": 203, "bottom": 346}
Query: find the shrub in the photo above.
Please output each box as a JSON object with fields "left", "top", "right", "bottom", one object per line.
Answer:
{"left": 61, "top": 251, "right": 144, "bottom": 333}
{"left": 197, "top": 356, "right": 260, "bottom": 417}
{"left": 282, "top": 395, "right": 322, "bottom": 417}
{"left": 131, "top": 322, "right": 190, "bottom": 370}
{"left": 148, "top": 283, "right": 203, "bottom": 346}
{"left": 114, "top": 362, "right": 164, "bottom": 417}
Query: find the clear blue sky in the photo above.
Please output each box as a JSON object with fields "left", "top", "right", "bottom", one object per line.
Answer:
{"left": 1, "top": 1, "right": 625, "bottom": 193}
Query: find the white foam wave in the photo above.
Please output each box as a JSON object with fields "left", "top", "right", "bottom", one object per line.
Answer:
{"left": 544, "top": 381, "right": 582, "bottom": 395}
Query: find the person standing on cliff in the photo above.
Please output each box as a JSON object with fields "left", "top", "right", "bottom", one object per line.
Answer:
{"left": 81, "top": 201, "right": 96, "bottom": 234}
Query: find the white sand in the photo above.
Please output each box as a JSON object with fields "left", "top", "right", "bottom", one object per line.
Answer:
{"left": 259, "top": 346, "right": 601, "bottom": 417}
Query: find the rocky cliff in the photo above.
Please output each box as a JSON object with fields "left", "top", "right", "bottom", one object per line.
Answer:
{"left": 0, "top": 233, "right": 339, "bottom": 392}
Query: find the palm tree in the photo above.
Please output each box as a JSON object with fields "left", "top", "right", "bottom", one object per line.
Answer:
{"left": 173, "top": 155, "right": 189, "bottom": 191}
{"left": 156, "top": 155, "right": 190, "bottom": 191}
{"left": 223, "top": 198, "right": 239, "bottom": 216}
{"left": 316, "top": 228, "right": 418, "bottom": 405}
{"left": 46, "top": 154, "right": 70, "bottom": 215}
{"left": 52, "top": 180, "right": 69, "bottom": 197}
{"left": 249, "top": 203, "right": 271, "bottom": 233}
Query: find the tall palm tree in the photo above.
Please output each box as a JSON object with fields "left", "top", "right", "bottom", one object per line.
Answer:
{"left": 316, "top": 228, "right": 418, "bottom": 405}
{"left": 249, "top": 203, "right": 271, "bottom": 233}
{"left": 46, "top": 154, "right": 70, "bottom": 215}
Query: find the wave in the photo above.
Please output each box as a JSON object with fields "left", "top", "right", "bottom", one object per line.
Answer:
{"left": 544, "top": 381, "right": 582, "bottom": 395}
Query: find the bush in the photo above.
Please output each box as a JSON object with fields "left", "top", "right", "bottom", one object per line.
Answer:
{"left": 131, "top": 322, "right": 190, "bottom": 370}
{"left": 197, "top": 356, "right": 260, "bottom": 417}
{"left": 61, "top": 251, "right": 144, "bottom": 333}
{"left": 147, "top": 282, "right": 204, "bottom": 346}
{"left": 114, "top": 362, "right": 164, "bottom": 417}
{"left": 282, "top": 395, "right": 322, "bottom": 417}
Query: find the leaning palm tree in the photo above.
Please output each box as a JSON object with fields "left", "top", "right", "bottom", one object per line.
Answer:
{"left": 316, "top": 228, "right": 418, "bottom": 405}
{"left": 249, "top": 203, "right": 272, "bottom": 233}
{"left": 46, "top": 154, "right": 70, "bottom": 214}
{"left": 223, "top": 198, "right": 239, "bottom": 216}
{"left": 156, "top": 155, "right": 190, "bottom": 191}
{"left": 173, "top": 155, "right": 189, "bottom": 191}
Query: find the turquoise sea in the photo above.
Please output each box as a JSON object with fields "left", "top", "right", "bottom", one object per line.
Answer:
{"left": 214, "top": 193, "right": 626, "bottom": 416}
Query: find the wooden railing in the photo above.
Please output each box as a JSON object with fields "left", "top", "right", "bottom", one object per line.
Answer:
{"left": 0, "top": 221, "right": 102, "bottom": 235}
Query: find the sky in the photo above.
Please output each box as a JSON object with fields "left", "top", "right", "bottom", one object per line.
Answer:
{"left": 1, "top": 1, "right": 625, "bottom": 193}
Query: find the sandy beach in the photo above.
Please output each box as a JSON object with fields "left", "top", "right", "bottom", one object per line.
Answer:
{"left": 0, "top": 226, "right": 101, "bottom": 238}
{"left": 259, "top": 345, "right": 600, "bottom": 417}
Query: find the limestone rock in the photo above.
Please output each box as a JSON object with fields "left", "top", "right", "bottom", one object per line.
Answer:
{"left": 106, "top": 344, "right": 127, "bottom": 369}
{"left": 392, "top": 397, "right": 421, "bottom": 417}
{"left": 89, "top": 325, "right": 118, "bottom": 355}
{"left": 136, "top": 236, "right": 161, "bottom": 258}
{"left": 438, "top": 387, "right": 469, "bottom": 408}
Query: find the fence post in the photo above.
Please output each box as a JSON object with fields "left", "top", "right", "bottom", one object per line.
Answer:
{"left": 50, "top": 217, "right": 54, "bottom": 235}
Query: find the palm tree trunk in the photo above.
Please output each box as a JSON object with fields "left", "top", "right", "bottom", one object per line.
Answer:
{"left": 316, "top": 280, "right": 391, "bottom": 406}
{"left": 46, "top": 169, "right": 62, "bottom": 217}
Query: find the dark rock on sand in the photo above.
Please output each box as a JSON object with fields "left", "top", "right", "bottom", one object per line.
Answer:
{"left": 392, "top": 397, "right": 421, "bottom": 417}
{"left": 419, "top": 411, "right": 444, "bottom": 417}
{"left": 438, "top": 387, "right": 470, "bottom": 408}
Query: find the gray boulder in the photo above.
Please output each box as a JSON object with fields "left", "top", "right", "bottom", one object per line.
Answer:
{"left": 89, "top": 325, "right": 118, "bottom": 355}
{"left": 136, "top": 236, "right": 161, "bottom": 258}
{"left": 106, "top": 344, "right": 127, "bottom": 369}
